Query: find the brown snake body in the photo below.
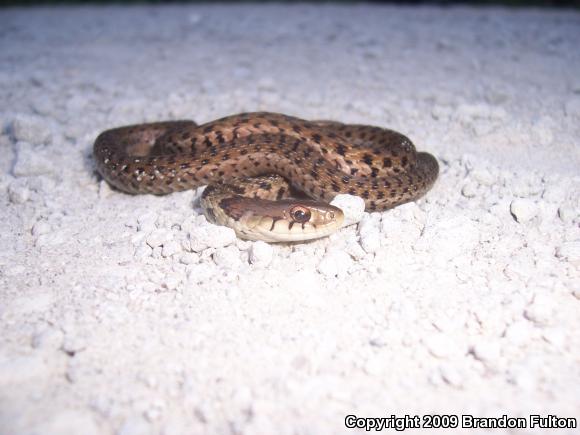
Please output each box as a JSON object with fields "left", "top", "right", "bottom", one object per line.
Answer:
{"left": 93, "top": 112, "right": 439, "bottom": 241}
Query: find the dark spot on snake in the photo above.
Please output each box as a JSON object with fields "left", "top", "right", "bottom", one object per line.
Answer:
{"left": 269, "top": 217, "right": 281, "bottom": 231}
{"left": 202, "top": 126, "right": 213, "bottom": 134}
{"left": 377, "top": 191, "right": 385, "bottom": 199}
{"left": 222, "top": 153, "right": 230, "bottom": 161}
{"left": 201, "top": 159, "right": 209, "bottom": 165}
{"left": 180, "top": 163, "right": 190, "bottom": 169}
{"left": 393, "top": 167, "right": 401, "bottom": 174}
{"left": 383, "top": 180, "right": 391, "bottom": 188}
{"left": 336, "top": 144, "right": 347, "bottom": 156}
{"left": 363, "top": 154, "right": 373, "bottom": 165}
{"left": 259, "top": 182, "right": 272, "bottom": 191}
{"left": 240, "top": 149, "right": 248, "bottom": 155}
{"left": 218, "top": 171, "right": 225, "bottom": 177}
{"left": 402, "top": 156, "right": 408, "bottom": 166}
{"left": 321, "top": 148, "right": 329, "bottom": 154}
{"left": 312, "top": 134, "right": 322, "bottom": 143}
{"left": 310, "top": 170, "right": 319, "bottom": 180}
{"left": 348, "top": 188, "right": 356, "bottom": 195}
{"left": 350, "top": 168, "right": 358, "bottom": 176}
{"left": 209, "top": 146, "right": 218, "bottom": 156}
{"left": 370, "top": 201, "right": 377, "bottom": 210}
{"left": 288, "top": 221, "right": 295, "bottom": 230}
{"left": 253, "top": 123, "right": 261, "bottom": 129}
{"left": 276, "top": 187, "right": 286, "bottom": 200}
{"left": 292, "top": 124, "right": 301, "bottom": 133}
{"left": 204, "top": 138, "right": 212, "bottom": 148}
{"left": 383, "top": 158, "right": 392, "bottom": 167}
{"left": 342, "top": 175, "right": 350, "bottom": 183}
{"left": 371, "top": 167, "right": 379, "bottom": 178}
{"left": 331, "top": 182, "right": 340, "bottom": 192}
{"left": 362, "top": 190, "right": 370, "bottom": 199}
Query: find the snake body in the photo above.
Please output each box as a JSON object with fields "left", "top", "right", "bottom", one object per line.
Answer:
{"left": 93, "top": 112, "right": 439, "bottom": 241}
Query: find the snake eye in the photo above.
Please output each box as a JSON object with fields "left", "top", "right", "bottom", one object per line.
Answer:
{"left": 290, "top": 206, "right": 311, "bottom": 223}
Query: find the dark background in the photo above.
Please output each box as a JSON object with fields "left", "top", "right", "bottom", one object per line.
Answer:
{"left": 1, "top": 0, "right": 579, "bottom": 8}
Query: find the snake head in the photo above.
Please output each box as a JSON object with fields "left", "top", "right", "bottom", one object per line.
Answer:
{"left": 217, "top": 197, "right": 344, "bottom": 242}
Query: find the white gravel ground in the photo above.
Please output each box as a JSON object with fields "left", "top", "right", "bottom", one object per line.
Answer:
{"left": 1, "top": 4, "right": 579, "bottom": 435}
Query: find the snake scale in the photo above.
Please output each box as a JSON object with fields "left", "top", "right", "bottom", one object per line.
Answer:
{"left": 94, "top": 112, "right": 439, "bottom": 241}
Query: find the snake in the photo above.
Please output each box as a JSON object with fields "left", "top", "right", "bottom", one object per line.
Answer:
{"left": 93, "top": 112, "right": 439, "bottom": 242}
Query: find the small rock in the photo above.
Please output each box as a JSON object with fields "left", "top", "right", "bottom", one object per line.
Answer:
{"left": 32, "top": 220, "right": 52, "bottom": 236}
{"left": 137, "top": 212, "right": 158, "bottom": 232}
{"left": 470, "top": 341, "right": 501, "bottom": 366}
{"left": 524, "top": 293, "right": 555, "bottom": 325}
{"left": 461, "top": 181, "right": 478, "bottom": 198}
{"left": 439, "top": 364, "right": 464, "bottom": 387}
{"left": 503, "top": 321, "right": 532, "bottom": 345}
{"left": 11, "top": 113, "right": 52, "bottom": 145}
{"left": 471, "top": 168, "right": 496, "bottom": 186}
{"left": 330, "top": 194, "right": 365, "bottom": 227}
{"left": 161, "top": 240, "right": 182, "bottom": 258}
{"left": 360, "top": 232, "right": 380, "bottom": 253}
{"left": 423, "top": 333, "right": 459, "bottom": 359}
{"left": 249, "top": 241, "right": 273, "bottom": 267}
{"left": 213, "top": 246, "right": 242, "bottom": 269}
{"left": 189, "top": 224, "right": 236, "bottom": 252}
{"left": 510, "top": 199, "right": 537, "bottom": 223}
{"left": 317, "top": 250, "right": 352, "bottom": 277}
{"left": 8, "top": 180, "right": 30, "bottom": 203}
{"left": 146, "top": 229, "right": 173, "bottom": 248}
{"left": 557, "top": 206, "right": 577, "bottom": 223}
{"left": 555, "top": 241, "right": 580, "bottom": 266}
{"left": 12, "top": 141, "right": 56, "bottom": 177}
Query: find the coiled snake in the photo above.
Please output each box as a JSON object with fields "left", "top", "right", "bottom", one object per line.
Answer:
{"left": 93, "top": 112, "right": 439, "bottom": 242}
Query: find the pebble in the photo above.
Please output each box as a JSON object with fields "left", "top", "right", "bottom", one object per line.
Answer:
{"left": 503, "top": 321, "right": 532, "bottom": 346}
{"left": 414, "top": 215, "right": 479, "bottom": 260}
{"left": 423, "top": 333, "right": 459, "bottom": 359}
{"left": 317, "top": 250, "right": 352, "bottom": 277}
{"left": 145, "top": 228, "right": 174, "bottom": 248}
{"left": 8, "top": 180, "right": 30, "bottom": 203}
{"left": 557, "top": 206, "right": 577, "bottom": 223}
{"left": 524, "top": 293, "right": 555, "bottom": 325}
{"left": 555, "top": 241, "right": 580, "bottom": 266}
{"left": 330, "top": 194, "right": 365, "bottom": 227}
{"left": 137, "top": 212, "right": 158, "bottom": 232}
{"left": 439, "top": 364, "right": 464, "bottom": 387}
{"left": 249, "top": 241, "right": 273, "bottom": 267}
{"left": 11, "top": 113, "right": 53, "bottom": 145}
{"left": 510, "top": 199, "right": 537, "bottom": 223}
{"left": 360, "top": 232, "right": 381, "bottom": 253}
{"left": 213, "top": 245, "right": 243, "bottom": 269}
{"left": 470, "top": 341, "right": 501, "bottom": 366}
{"left": 12, "top": 141, "right": 56, "bottom": 177}
{"left": 471, "top": 168, "right": 496, "bottom": 186}
{"left": 461, "top": 181, "right": 478, "bottom": 198}
{"left": 189, "top": 224, "right": 237, "bottom": 252}
{"left": 32, "top": 220, "right": 52, "bottom": 236}
{"left": 161, "top": 240, "right": 182, "bottom": 258}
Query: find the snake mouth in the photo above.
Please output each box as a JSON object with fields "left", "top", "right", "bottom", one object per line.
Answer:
{"left": 220, "top": 198, "right": 344, "bottom": 242}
